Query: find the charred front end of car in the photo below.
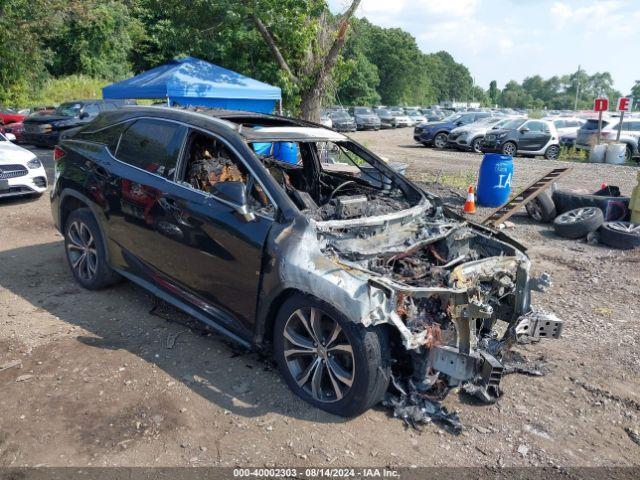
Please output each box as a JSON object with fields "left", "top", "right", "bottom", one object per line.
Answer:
{"left": 316, "top": 205, "right": 563, "bottom": 403}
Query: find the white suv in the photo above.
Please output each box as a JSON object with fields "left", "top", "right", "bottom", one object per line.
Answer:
{"left": 0, "top": 133, "right": 47, "bottom": 198}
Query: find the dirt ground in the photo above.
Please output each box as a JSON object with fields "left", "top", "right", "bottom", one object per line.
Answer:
{"left": 1, "top": 128, "right": 639, "bottom": 468}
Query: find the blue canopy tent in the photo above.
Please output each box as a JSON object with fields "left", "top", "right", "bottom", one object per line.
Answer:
{"left": 102, "top": 57, "right": 282, "bottom": 114}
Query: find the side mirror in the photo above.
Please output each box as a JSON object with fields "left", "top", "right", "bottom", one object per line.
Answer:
{"left": 520, "top": 127, "right": 530, "bottom": 133}
{"left": 211, "top": 181, "right": 255, "bottom": 222}
{"left": 5, "top": 133, "right": 16, "bottom": 142}
{"left": 455, "top": 121, "right": 463, "bottom": 126}
{"left": 79, "top": 110, "right": 90, "bottom": 119}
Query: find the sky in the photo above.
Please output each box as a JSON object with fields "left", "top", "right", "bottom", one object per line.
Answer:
{"left": 329, "top": 0, "right": 638, "bottom": 94}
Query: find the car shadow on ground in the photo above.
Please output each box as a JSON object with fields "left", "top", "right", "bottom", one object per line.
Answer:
{"left": 0, "top": 240, "right": 348, "bottom": 425}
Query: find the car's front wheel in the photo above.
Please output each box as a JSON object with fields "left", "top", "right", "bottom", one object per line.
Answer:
{"left": 433, "top": 132, "right": 448, "bottom": 149}
{"left": 64, "top": 208, "right": 121, "bottom": 289}
{"left": 471, "top": 137, "right": 483, "bottom": 153}
{"left": 501, "top": 141, "right": 517, "bottom": 156}
{"left": 273, "top": 294, "right": 390, "bottom": 417}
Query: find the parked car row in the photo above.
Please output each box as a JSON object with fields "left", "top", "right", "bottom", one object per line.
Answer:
{"left": 412, "top": 112, "right": 619, "bottom": 161}
{"left": 322, "top": 105, "right": 449, "bottom": 132}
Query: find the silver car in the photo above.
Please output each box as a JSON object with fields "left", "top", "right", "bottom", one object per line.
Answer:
{"left": 448, "top": 116, "right": 511, "bottom": 153}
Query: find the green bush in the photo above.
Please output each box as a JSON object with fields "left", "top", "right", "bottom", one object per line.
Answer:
{"left": 23, "top": 75, "right": 112, "bottom": 107}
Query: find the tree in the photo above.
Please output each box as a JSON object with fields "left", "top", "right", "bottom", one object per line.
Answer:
{"left": 48, "top": 0, "right": 143, "bottom": 81}
{"left": 488, "top": 80, "right": 499, "bottom": 106}
{"left": 249, "top": 0, "right": 361, "bottom": 121}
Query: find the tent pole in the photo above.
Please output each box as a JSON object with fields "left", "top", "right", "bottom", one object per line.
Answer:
{"left": 278, "top": 99, "right": 283, "bottom": 116}
{"left": 167, "top": 96, "right": 170, "bottom": 107}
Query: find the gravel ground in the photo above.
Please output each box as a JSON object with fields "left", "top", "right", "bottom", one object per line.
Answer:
{"left": 0, "top": 131, "right": 639, "bottom": 469}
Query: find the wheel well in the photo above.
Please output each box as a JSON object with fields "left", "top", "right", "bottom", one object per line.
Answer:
{"left": 262, "top": 288, "right": 302, "bottom": 347}
{"left": 60, "top": 196, "right": 89, "bottom": 230}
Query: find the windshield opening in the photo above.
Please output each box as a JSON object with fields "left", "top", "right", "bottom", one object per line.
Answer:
{"left": 55, "top": 103, "right": 82, "bottom": 117}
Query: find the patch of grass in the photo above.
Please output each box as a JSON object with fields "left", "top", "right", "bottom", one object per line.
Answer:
{"left": 557, "top": 146, "right": 589, "bottom": 163}
{"left": 436, "top": 170, "right": 476, "bottom": 190}
{"left": 23, "top": 75, "right": 110, "bottom": 107}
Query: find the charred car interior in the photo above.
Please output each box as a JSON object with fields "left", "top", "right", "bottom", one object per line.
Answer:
{"left": 51, "top": 106, "right": 563, "bottom": 427}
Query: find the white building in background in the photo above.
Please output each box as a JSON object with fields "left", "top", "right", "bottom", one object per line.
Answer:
{"left": 440, "top": 100, "right": 481, "bottom": 109}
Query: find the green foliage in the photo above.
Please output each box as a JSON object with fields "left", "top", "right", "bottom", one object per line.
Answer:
{"left": 498, "top": 70, "right": 623, "bottom": 109}
{"left": 31, "top": 75, "right": 109, "bottom": 106}
{"left": 48, "top": 1, "right": 143, "bottom": 80}
{"left": 0, "top": 0, "right": 627, "bottom": 114}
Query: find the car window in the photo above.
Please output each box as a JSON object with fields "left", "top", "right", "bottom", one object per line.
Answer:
{"left": 116, "top": 119, "right": 186, "bottom": 178}
{"left": 525, "top": 121, "right": 546, "bottom": 132}
{"left": 629, "top": 121, "right": 640, "bottom": 132}
{"left": 554, "top": 120, "right": 566, "bottom": 128}
{"left": 77, "top": 121, "right": 131, "bottom": 152}
{"left": 183, "top": 130, "right": 274, "bottom": 216}
{"left": 83, "top": 104, "right": 100, "bottom": 117}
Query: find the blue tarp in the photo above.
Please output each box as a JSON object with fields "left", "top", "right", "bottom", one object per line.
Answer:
{"left": 102, "top": 57, "right": 281, "bottom": 114}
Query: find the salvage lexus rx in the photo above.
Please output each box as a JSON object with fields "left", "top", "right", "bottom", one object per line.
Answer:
{"left": 51, "top": 106, "right": 562, "bottom": 416}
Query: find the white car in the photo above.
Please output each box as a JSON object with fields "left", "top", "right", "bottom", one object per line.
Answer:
{"left": 543, "top": 117, "right": 586, "bottom": 137}
{"left": 0, "top": 133, "right": 47, "bottom": 198}
{"left": 393, "top": 114, "right": 414, "bottom": 127}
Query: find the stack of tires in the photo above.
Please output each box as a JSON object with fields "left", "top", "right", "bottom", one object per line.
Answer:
{"left": 525, "top": 189, "right": 640, "bottom": 249}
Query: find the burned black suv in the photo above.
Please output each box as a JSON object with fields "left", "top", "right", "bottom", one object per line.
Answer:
{"left": 51, "top": 106, "right": 562, "bottom": 416}
{"left": 22, "top": 99, "right": 130, "bottom": 147}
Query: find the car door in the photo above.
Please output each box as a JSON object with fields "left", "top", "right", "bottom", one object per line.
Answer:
{"left": 519, "top": 120, "right": 550, "bottom": 151}
{"left": 98, "top": 118, "right": 188, "bottom": 279}
{"left": 147, "top": 127, "right": 276, "bottom": 336}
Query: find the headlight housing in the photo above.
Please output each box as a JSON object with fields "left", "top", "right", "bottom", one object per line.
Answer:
{"left": 27, "top": 157, "right": 42, "bottom": 169}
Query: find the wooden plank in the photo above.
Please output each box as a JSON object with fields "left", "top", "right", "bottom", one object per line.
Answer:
{"left": 482, "top": 167, "right": 572, "bottom": 227}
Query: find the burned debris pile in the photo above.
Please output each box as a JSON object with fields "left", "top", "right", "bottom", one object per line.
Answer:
{"left": 316, "top": 193, "right": 411, "bottom": 221}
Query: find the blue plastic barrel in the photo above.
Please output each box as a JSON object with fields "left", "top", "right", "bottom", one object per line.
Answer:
{"left": 477, "top": 153, "right": 513, "bottom": 207}
{"left": 251, "top": 141, "right": 298, "bottom": 164}
{"left": 272, "top": 142, "right": 298, "bottom": 164}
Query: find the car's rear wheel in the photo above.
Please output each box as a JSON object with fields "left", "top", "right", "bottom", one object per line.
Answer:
{"left": 273, "top": 294, "right": 390, "bottom": 417}
{"left": 624, "top": 145, "right": 632, "bottom": 163}
{"left": 434, "top": 132, "right": 448, "bottom": 149}
{"left": 64, "top": 208, "right": 121, "bottom": 289}
{"left": 544, "top": 145, "right": 560, "bottom": 160}
{"left": 501, "top": 141, "right": 517, "bottom": 156}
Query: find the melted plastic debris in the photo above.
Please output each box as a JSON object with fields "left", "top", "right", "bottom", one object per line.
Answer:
{"left": 383, "top": 378, "right": 462, "bottom": 434}
{"left": 316, "top": 194, "right": 411, "bottom": 221}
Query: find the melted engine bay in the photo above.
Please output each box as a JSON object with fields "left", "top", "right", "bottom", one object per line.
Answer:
{"left": 319, "top": 206, "right": 562, "bottom": 432}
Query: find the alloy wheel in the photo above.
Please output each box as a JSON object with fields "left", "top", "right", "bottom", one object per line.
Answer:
{"left": 502, "top": 142, "right": 517, "bottom": 156}
{"left": 472, "top": 138, "right": 482, "bottom": 153}
{"left": 66, "top": 220, "right": 98, "bottom": 281}
{"left": 556, "top": 207, "right": 597, "bottom": 224}
{"left": 608, "top": 222, "right": 640, "bottom": 234}
{"left": 546, "top": 145, "right": 560, "bottom": 160}
{"left": 528, "top": 200, "right": 544, "bottom": 221}
{"left": 282, "top": 307, "right": 355, "bottom": 403}
{"left": 434, "top": 133, "right": 447, "bottom": 149}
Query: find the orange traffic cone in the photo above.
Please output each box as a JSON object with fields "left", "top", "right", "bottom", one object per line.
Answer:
{"left": 464, "top": 185, "right": 476, "bottom": 214}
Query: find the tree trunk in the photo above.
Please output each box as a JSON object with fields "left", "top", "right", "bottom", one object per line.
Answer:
{"left": 298, "top": 0, "right": 361, "bottom": 122}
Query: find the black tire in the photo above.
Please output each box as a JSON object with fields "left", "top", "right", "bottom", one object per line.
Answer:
{"left": 471, "top": 137, "right": 483, "bottom": 154}
{"left": 433, "top": 132, "right": 448, "bottom": 149}
{"left": 544, "top": 144, "right": 560, "bottom": 160}
{"left": 552, "top": 189, "right": 630, "bottom": 220}
{"left": 273, "top": 293, "right": 390, "bottom": 417}
{"left": 501, "top": 141, "right": 517, "bottom": 156}
{"left": 64, "top": 208, "right": 121, "bottom": 289}
{"left": 526, "top": 191, "right": 556, "bottom": 223}
{"left": 553, "top": 207, "right": 604, "bottom": 239}
{"left": 624, "top": 145, "right": 632, "bottom": 163}
{"left": 599, "top": 222, "right": 640, "bottom": 249}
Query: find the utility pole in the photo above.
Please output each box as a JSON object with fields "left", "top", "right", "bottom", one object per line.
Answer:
{"left": 573, "top": 65, "right": 581, "bottom": 111}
